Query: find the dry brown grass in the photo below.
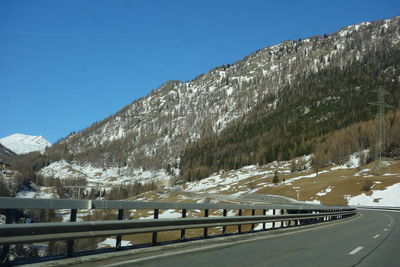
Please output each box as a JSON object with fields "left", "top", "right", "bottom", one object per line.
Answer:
{"left": 87, "top": 159, "right": 400, "bottom": 248}
{"left": 256, "top": 159, "right": 400, "bottom": 205}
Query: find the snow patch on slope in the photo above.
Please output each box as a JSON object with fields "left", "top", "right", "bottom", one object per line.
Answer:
{"left": 347, "top": 183, "right": 400, "bottom": 206}
{"left": 39, "top": 160, "right": 172, "bottom": 186}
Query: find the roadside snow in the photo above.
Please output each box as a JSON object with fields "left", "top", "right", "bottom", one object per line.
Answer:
{"left": 348, "top": 183, "right": 400, "bottom": 206}
{"left": 159, "top": 209, "right": 182, "bottom": 219}
{"left": 98, "top": 238, "right": 131, "bottom": 248}
{"left": 304, "top": 199, "right": 321, "bottom": 204}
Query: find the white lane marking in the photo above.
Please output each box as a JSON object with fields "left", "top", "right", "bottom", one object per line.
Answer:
{"left": 388, "top": 224, "right": 391, "bottom": 227}
{"left": 384, "top": 228, "right": 388, "bottom": 231}
{"left": 373, "top": 234, "right": 380, "bottom": 239}
{"left": 101, "top": 215, "right": 362, "bottom": 267}
{"left": 349, "top": 246, "right": 364, "bottom": 255}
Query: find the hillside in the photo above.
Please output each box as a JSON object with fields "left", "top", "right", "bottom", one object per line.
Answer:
{"left": 133, "top": 156, "right": 400, "bottom": 207}
{"left": 180, "top": 48, "right": 400, "bottom": 180}
{"left": 0, "top": 143, "right": 15, "bottom": 161}
{"left": 44, "top": 16, "right": 399, "bottom": 178}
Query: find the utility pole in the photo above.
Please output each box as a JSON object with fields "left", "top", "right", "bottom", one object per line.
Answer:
{"left": 369, "top": 86, "right": 392, "bottom": 170}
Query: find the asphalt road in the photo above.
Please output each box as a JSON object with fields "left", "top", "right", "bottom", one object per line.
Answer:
{"left": 82, "top": 210, "right": 399, "bottom": 267}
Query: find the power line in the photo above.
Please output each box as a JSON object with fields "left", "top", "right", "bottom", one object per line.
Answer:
{"left": 368, "top": 86, "right": 392, "bottom": 170}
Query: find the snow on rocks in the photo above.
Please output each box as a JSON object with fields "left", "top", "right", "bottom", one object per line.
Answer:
{"left": 39, "top": 160, "right": 173, "bottom": 187}
{"left": 16, "top": 186, "right": 58, "bottom": 199}
{"left": 330, "top": 150, "right": 369, "bottom": 170}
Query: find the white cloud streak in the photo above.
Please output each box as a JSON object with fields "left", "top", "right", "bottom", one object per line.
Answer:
{"left": 0, "top": 30, "right": 125, "bottom": 38}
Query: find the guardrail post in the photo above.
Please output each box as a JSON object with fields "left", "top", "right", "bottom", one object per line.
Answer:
{"left": 238, "top": 209, "right": 242, "bottom": 234}
{"left": 303, "top": 210, "right": 308, "bottom": 225}
{"left": 222, "top": 209, "right": 227, "bottom": 234}
{"left": 180, "top": 209, "right": 187, "bottom": 241}
{"left": 67, "top": 209, "right": 77, "bottom": 257}
{"left": 152, "top": 209, "right": 159, "bottom": 245}
{"left": 116, "top": 209, "right": 124, "bottom": 250}
{"left": 281, "top": 209, "right": 284, "bottom": 228}
{"left": 251, "top": 209, "right": 255, "bottom": 231}
{"left": 272, "top": 209, "right": 275, "bottom": 228}
{"left": 262, "top": 209, "right": 266, "bottom": 230}
{"left": 203, "top": 209, "right": 209, "bottom": 238}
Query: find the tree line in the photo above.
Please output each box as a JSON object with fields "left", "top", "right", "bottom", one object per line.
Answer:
{"left": 179, "top": 47, "right": 400, "bottom": 182}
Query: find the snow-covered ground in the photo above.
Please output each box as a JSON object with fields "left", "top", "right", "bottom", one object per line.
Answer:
{"left": 184, "top": 155, "right": 313, "bottom": 195}
{"left": 16, "top": 186, "right": 58, "bottom": 199}
{"left": 330, "top": 150, "right": 369, "bottom": 170}
{"left": 39, "top": 160, "right": 172, "bottom": 187}
{"left": 184, "top": 165, "right": 274, "bottom": 193}
{"left": 316, "top": 186, "right": 333, "bottom": 197}
{"left": 11, "top": 150, "right": 400, "bottom": 211}
{"left": 97, "top": 238, "right": 132, "bottom": 248}
{"left": 348, "top": 183, "right": 400, "bottom": 206}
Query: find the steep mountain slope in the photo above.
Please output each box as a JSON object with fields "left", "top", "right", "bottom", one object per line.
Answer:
{"left": 0, "top": 134, "right": 51, "bottom": 155}
{"left": 50, "top": 17, "right": 399, "bottom": 176}
{"left": 0, "top": 143, "right": 15, "bottom": 161}
{"left": 180, "top": 48, "right": 400, "bottom": 180}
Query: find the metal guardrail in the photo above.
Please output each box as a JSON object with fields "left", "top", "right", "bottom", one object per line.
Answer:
{"left": 353, "top": 205, "right": 400, "bottom": 211}
{"left": 0, "top": 197, "right": 356, "bottom": 263}
{"left": 0, "top": 211, "right": 355, "bottom": 245}
{"left": 0, "top": 197, "right": 347, "bottom": 210}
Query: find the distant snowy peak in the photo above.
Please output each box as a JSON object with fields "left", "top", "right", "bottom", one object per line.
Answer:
{"left": 0, "top": 134, "right": 51, "bottom": 154}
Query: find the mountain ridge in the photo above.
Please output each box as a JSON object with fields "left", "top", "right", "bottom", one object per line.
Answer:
{"left": 45, "top": 16, "right": 400, "bottom": 178}
{"left": 0, "top": 134, "right": 51, "bottom": 155}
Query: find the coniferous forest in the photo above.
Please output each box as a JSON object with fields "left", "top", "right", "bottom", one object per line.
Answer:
{"left": 180, "top": 48, "right": 400, "bottom": 181}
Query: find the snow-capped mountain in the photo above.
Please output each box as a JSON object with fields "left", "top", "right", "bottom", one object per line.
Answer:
{"left": 0, "top": 134, "right": 51, "bottom": 154}
{"left": 48, "top": 16, "right": 399, "bottom": 175}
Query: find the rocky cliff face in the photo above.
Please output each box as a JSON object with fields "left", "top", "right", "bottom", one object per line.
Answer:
{"left": 54, "top": 17, "right": 399, "bottom": 173}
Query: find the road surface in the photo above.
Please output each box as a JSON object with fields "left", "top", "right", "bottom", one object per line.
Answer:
{"left": 57, "top": 209, "right": 399, "bottom": 267}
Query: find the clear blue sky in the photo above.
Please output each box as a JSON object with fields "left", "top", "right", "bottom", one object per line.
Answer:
{"left": 1, "top": 0, "right": 399, "bottom": 143}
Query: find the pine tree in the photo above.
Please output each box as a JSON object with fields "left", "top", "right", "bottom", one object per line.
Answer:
{"left": 272, "top": 170, "right": 279, "bottom": 184}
